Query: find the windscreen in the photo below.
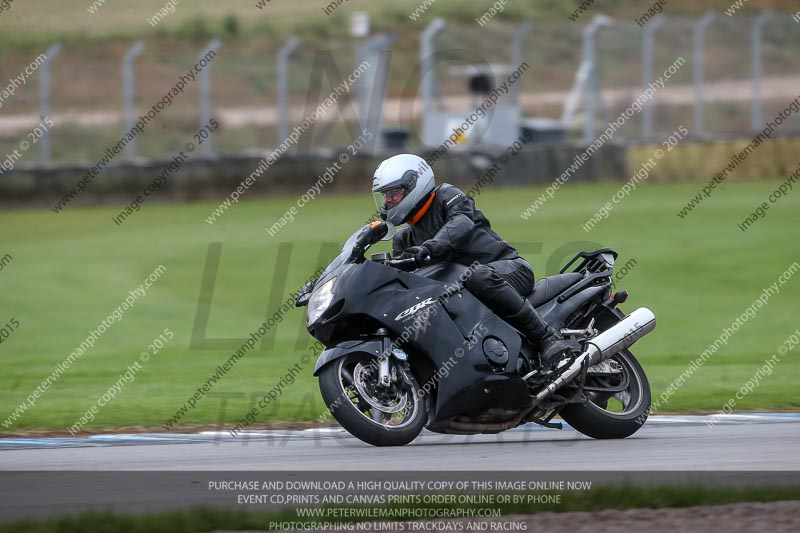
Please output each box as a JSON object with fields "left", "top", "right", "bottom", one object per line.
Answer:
{"left": 317, "top": 226, "right": 367, "bottom": 284}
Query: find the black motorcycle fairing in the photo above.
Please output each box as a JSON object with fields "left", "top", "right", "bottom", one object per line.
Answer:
{"left": 308, "top": 261, "right": 448, "bottom": 345}
{"left": 537, "top": 286, "right": 606, "bottom": 328}
{"left": 428, "top": 374, "right": 534, "bottom": 431}
{"left": 413, "top": 262, "right": 471, "bottom": 284}
{"left": 308, "top": 258, "right": 533, "bottom": 424}
{"left": 421, "top": 303, "right": 527, "bottom": 420}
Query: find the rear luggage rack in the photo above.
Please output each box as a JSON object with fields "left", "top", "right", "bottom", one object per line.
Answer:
{"left": 556, "top": 248, "right": 618, "bottom": 303}
{"left": 560, "top": 248, "right": 619, "bottom": 275}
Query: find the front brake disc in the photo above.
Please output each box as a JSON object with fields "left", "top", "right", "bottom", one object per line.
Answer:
{"left": 352, "top": 362, "right": 407, "bottom": 414}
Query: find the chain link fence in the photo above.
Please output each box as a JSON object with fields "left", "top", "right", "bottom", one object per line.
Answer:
{"left": 1, "top": 13, "right": 798, "bottom": 165}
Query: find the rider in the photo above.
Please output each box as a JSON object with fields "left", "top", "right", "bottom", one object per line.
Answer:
{"left": 372, "top": 153, "right": 571, "bottom": 368}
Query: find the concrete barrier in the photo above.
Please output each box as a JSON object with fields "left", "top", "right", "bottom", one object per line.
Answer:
{"left": 13, "top": 136, "right": 796, "bottom": 208}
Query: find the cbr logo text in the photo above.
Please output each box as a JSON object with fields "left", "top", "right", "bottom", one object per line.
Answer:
{"left": 395, "top": 298, "right": 437, "bottom": 321}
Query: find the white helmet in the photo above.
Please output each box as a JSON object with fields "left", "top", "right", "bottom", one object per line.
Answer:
{"left": 372, "top": 154, "right": 435, "bottom": 225}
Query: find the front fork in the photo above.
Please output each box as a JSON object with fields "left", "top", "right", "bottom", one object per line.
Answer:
{"left": 374, "top": 334, "right": 416, "bottom": 393}
{"left": 378, "top": 357, "right": 392, "bottom": 387}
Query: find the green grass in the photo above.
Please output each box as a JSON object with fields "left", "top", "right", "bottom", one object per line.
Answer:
{"left": 0, "top": 178, "right": 798, "bottom": 432}
{"left": 3, "top": 0, "right": 798, "bottom": 47}
{"left": 3, "top": 484, "right": 800, "bottom": 532}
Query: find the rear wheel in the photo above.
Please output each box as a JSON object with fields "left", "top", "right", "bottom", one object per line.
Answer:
{"left": 318, "top": 353, "right": 427, "bottom": 447}
{"left": 559, "top": 309, "right": 651, "bottom": 439}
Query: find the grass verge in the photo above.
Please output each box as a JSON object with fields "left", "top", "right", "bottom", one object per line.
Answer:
{"left": 3, "top": 484, "right": 800, "bottom": 532}
{"left": 0, "top": 179, "right": 798, "bottom": 431}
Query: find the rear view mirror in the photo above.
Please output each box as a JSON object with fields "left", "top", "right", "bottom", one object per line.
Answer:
{"left": 295, "top": 279, "right": 315, "bottom": 307}
{"left": 381, "top": 222, "right": 397, "bottom": 241}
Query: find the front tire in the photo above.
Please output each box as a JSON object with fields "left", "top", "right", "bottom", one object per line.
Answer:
{"left": 559, "top": 309, "right": 652, "bottom": 439}
{"left": 318, "top": 353, "right": 427, "bottom": 447}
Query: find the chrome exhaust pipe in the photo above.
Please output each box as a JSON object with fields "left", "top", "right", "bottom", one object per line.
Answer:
{"left": 532, "top": 307, "right": 656, "bottom": 406}
{"left": 584, "top": 307, "right": 656, "bottom": 367}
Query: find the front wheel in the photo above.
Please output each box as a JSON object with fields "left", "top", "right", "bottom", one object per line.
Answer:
{"left": 559, "top": 309, "right": 652, "bottom": 439}
{"left": 318, "top": 353, "right": 427, "bottom": 447}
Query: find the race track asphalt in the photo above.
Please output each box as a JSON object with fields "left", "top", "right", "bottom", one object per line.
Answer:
{"left": 1, "top": 415, "right": 799, "bottom": 522}
{"left": 2, "top": 414, "right": 798, "bottom": 471}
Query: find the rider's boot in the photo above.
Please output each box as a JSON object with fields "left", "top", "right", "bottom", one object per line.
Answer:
{"left": 505, "top": 300, "right": 571, "bottom": 368}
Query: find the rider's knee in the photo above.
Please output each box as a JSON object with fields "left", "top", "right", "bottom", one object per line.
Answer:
{"left": 463, "top": 265, "right": 499, "bottom": 293}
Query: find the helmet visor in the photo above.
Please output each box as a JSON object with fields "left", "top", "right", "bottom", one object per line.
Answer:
{"left": 373, "top": 187, "right": 405, "bottom": 213}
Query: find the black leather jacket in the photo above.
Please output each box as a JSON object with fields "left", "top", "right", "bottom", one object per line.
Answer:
{"left": 392, "top": 183, "right": 520, "bottom": 266}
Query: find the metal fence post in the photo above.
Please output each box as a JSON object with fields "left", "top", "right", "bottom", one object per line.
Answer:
{"left": 693, "top": 11, "right": 715, "bottom": 137}
{"left": 276, "top": 38, "right": 301, "bottom": 144}
{"left": 511, "top": 22, "right": 532, "bottom": 104}
{"left": 39, "top": 43, "right": 62, "bottom": 163}
{"left": 356, "top": 33, "right": 396, "bottom": 154}
{"left": 583, "top": 16, "right": 612, "bottom": 143}
{"left": 199, "top": 38, "right": 222, "bottom": 157}
{"left": 122, "top": 41, "right": 146, "bottom": 160}
{"left": 751, "top": 11, "right": 774, "bottom": 133}
{"left": 642, "top": 16, "right": 666, "bottom": 141}
{"left": 420, "top": 18, "right": 446, "bottom": 120}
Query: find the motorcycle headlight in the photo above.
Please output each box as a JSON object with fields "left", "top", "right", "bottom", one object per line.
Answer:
{"left": 306, "top": 278, "right": 336, "bottom": 326}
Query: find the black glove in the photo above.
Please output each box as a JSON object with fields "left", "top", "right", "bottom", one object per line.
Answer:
{"left": 399, "top": 245, "right": 433, "bottom": 268}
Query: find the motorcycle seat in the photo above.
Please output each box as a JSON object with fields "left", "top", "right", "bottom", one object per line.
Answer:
{"left": 527, "top": 273, "right": 584, "bottom": 307}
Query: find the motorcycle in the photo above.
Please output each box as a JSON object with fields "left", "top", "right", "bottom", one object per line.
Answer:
{"left": 296, "top": 221, "right": 655, "bottom": 447}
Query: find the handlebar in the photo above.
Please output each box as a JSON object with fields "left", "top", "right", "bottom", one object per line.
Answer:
{"left": 386, "top": 258, "right": 417, "bottom": 270}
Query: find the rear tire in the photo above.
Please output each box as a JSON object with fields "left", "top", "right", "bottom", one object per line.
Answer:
{"left": 559, "top": 308, "right": 652, "bottom": 439}
{"left": 318, "top": 353, "right": 427, "bottom": 447}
